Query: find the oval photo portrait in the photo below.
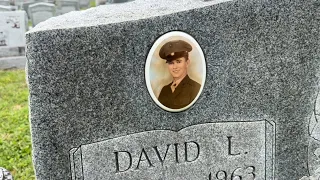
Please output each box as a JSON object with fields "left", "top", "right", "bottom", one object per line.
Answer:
{"left": 145, "top": 31, "right": 206, "bottom": 112}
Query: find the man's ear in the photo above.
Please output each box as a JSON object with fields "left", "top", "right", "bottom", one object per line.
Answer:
{"left": 186, "top": 58, "right": 190, "bottom": 67}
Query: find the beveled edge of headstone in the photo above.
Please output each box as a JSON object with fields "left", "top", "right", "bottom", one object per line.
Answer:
{"left": 26, "top": 0, "right": 233, "bottom": 33}
{"left": 69, "top": 120, "right": 276, "bottom": 150}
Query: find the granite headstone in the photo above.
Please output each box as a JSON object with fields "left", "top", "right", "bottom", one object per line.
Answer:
{"left": 22, "top": 0, "right": 35, "bottom": 18}
{"left": 28, "top": 2, "right": 55, "bottom": 27}
{"left": 56, "top": 0, "right": 79, "bottom": 15}
{"left": 26, "top": 0, "right": 320, "bottom": 179}
{"left": 79, "top": 0, "right": 90, "bottom": 9}
{"left": 95, "top": 0, "right": 106, "bottom": 6}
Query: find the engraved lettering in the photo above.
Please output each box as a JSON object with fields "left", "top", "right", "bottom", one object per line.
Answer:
{"left": 231, "top": 167, "right": 242, "bottom": 179}
{"left": 227, "top": 136, "right": 241, "bottom": 156}
{"left": 114, "top": 151, "right": 132, "bottom": 173}
{"left": 246, "top": 166, "right": 256, "bottom": 179}
{"left": 174, "top": 143, "right": 179, "bottom": 163}
{"left": 216, "top": 170, "right": 227, "bottom": 180}
{"left": 208, "top": 166, "right": 256, "bottom": 180}
{"left": 70, "top": 121, "right": 273, "bottom": 178}
{"left": 153, "top": 144, "right": 171, "bottom": 165}
{"left": 184, "top": 141, "right": 200, "bottom": 162}
{"left": 136, "top": 148, "right": 154, "bottom": 169}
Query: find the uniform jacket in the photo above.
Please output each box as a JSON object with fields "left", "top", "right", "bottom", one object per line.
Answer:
{"left": 158, "top": 75, "right": 201, "bottom": 109}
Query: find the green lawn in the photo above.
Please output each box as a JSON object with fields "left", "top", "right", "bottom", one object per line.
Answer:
{"left": 90, "top": 0, "right": 96, "bottom": 7}
{"left": 0, "top": 70, "right": 35, "bottom": 179}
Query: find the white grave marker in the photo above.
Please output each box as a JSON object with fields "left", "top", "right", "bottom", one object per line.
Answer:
{"left": 0, "top": 11, "right": 27, "bottom": 48}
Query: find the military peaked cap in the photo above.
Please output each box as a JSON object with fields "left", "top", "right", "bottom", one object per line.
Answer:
{"left": 159, "top": 40, "right": 192, "bottom": 61}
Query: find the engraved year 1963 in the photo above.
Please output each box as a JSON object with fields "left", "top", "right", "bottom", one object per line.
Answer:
{"left": 208, "top": 166, "right": 256, "bottom": 180}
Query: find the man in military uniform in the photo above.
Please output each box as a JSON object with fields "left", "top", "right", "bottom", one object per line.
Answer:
{"left": 158, "top": 40, "right": 201, "bottom": 109}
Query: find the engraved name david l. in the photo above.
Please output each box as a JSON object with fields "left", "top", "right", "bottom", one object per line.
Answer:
{"left": 70, "top": 121, "right": 275, "bottom": 180}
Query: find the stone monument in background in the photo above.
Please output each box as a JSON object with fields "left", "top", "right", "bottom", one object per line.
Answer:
{"left": 26, "top": 0, "right": 320, "bottom": 179}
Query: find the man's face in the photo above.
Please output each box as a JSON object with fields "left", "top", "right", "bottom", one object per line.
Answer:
{"left": 167, "top": 57, "right": 189, "bottom": 79}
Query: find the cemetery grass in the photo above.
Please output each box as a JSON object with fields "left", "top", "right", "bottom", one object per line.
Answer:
{"left": 0, "top": 70, "right": 35, "bottom": 179}
{"left": 90, "top": 0, "right": 96, "bottom": 7}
